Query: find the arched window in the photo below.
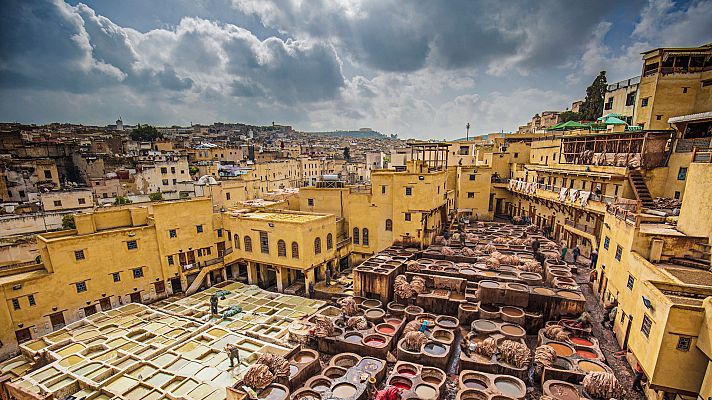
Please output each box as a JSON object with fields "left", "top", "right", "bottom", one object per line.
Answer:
{"left": 314, "top": 237, "right": 322, "bottom": 254}
{"left": 244, "top": 236, "right": 252, "bottom": 252}
{"left": 277, "top": 240, "right": 286, "bottom": 257}
{"left": 353, "top": 228, "right": 360, "bottom": 245}
{"left": 326, "top": 233, "right": 333, "bottom": 250}
{"left": 385, "top": 219, "right": 393, "bottom": 231}
{"left": 234, "top": 234, "right": 240, "bottom": 250}
{"left": 362, "top": 228, "right": 369, "bottom": 246}
{"left": 292, "top": 242, "right": 299, "bottom": 259}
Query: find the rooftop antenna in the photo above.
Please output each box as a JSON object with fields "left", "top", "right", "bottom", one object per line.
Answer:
{"left": 466, "top": 123, "right": 470, "bottom": 140}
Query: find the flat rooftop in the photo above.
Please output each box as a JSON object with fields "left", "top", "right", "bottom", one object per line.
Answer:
{"left": 238, "top": 211, "right": 328, "bottom": 223}
{"left": 659, "top": 264, "right": 712, "bottom": 287}
{"left": 639, "top": 223, "right": 687, "bottom": 237}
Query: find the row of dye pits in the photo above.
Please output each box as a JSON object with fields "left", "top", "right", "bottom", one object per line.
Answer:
{"left": 17, "top": 317, "right": 284, "bottom": 399}
{"left": 544, "top": 338, "right": 609, "bottom": 373}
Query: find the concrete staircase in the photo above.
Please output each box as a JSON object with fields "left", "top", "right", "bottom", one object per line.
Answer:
{"left": 669, "top": 241, "right": 712, "bottom": 271}
{"left": 628, "top": 169, "right": 655, "bottom": 208}
{"left": 185, "top": 267, "right": 210, "bottom": 296}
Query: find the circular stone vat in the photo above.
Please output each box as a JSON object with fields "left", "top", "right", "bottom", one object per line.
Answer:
{"left": 558, "top": 290, "right": 584, "bottom": 300}
{"left": 293, "top": 350, "right": 316, "bottom": 363}
{"left": 458, "top": 389, "right": 488, "bottom": 400}
{"left": 258, "top": 384, "right": 288, "bottom": 400}
{"left": 501, "top": 306, "right": 525, "bottom": 318}
{"left": 460, "top": 304, "right": 477, "bottom": 312}
{"left": 423, "top": 342, "right": 447, "bottom": 356}
{"left": 323, "top": 366, "right": 347, "bottom": 379}
{"left": 435, "top": 316, "right": 459, "bottom": 329}
{"left": 578, "top": 360, "right": 606, "bottom": 372}
{"left": 432, "top": 330, "right": 454, "bottom": 343}
{"left": 533, "top": 287, "right": 556, "bottom": 296}
{"left": 331, "top": 354, "right": 359, "bottom": 368}
{"left": 365, "top": 308, "right": 385, "bottom": 322}
{"left": 344, "top": 333, "right": 363, "bottom": 343}
{"left": 493, "top": 376, "right": 525, "bottom": 398}
{"left": 548, "top": 341, "right": 574, "bottom": 357}
{"left": 293, "top": 390, "right": 321, "bottom": 400}
{"left": 461, "top": 372, "right": 490, "bottom": 390}
{"left": 471, "top": 319, "right": 498, "bottom": 334}
{"left": 405, "top": 305, "right": 424, "bottom": 316}
{"left": 546, "top": 381, "right": 579, "bottom": 400}
{"left": 575, "top": 348, "right": 598, "bottom": 359}
{"left": 506, "top": 283, "right": 528, "bottom": 292}
{"left": 414, "top": 384, "right": 439, "bottom": 399}
{"left": 479, "top": 280, "right": 500, "bottom": 289}
{"left": 363, "top": 334, "right": 388, "bottom": 347}
{"left": 385, "top": 317, "right": 402, "bottom": 326}
{"left": 396, "top": 363, "right": 418, "bottom": 376}
{"left": 500, "top": 323, "right": 526, "bottom": 339}
{"left": 520, "top": 272, "right": 542, "bottom": 280}
{"left": 309, "top": 378, "right": 332, "bottom": 392}
{"left": 332, "top": 383, "right": 358, "bottom": 398}
{"left": 388, "top": 376, "right": 413, "bottom": 390}
{"left": 421, "top": 367, "right": 445, "bottom": 386}
{"left": 376, "top": 323, "right": 397, "bottom": 335}
{"left": 552, "top": 357, "right": 574, "bottom": 370}
{"left": 570, "top": 337, "right": 593, "bottom": 347}
{"left": 362, "top": 299, "right": 382, "bottom": 309}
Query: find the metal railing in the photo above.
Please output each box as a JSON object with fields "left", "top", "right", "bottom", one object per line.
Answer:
{"left": 564, "top": 219, "right": 596, "bottom": 235}
{"left": 336, "top": 237, "right": 352, "bottom": 249}
{"left": 692, "top": 147, "right": 712, "bottom": 163}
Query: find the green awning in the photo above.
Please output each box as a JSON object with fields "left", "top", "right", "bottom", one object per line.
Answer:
{"left": 600, "top": 116, "right": 628, "bottom": 125}
{"left": 598, "top": 113, "right": 624, "bottom": 121}
{"left": 547, "top": 120, "right": 589, "bottom": 131}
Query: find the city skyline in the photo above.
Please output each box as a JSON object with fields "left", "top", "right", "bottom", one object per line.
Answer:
{"left": 1, "top": 0, "right": 711, "bottom": 139}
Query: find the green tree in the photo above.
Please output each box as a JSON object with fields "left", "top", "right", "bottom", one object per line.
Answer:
{"left": 343, "top": 146, "right": 351, "bottom": 161}
{"left": 130, "top": 124, "right": 164, "bottom": 142}
{"left": 580, "top": 71, "right": 607, "bottom": 121}
{"left": 189, "top": 166, "right": 199, "bottom": 175}
{"left": 114, "top": 196, "right": 132, "bottom": 205}
{"left": 559, "top": 111, "right": 584, "bottom": 123}
{"left": 61, "top": 214, "right": 76, "bottom": 230}
{"left": 148, "top": 192, "right": 163, "bottom": 202}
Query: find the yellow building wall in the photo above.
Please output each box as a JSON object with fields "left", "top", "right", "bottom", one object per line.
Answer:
{"left": 644, "top": 153, "right": 693, "bottom": 200}
{"left": 678, "top": 162, "right": 712, "bottom": 241}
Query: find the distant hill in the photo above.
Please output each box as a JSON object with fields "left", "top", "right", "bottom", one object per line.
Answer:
{"left": 309, "top": 129, "right": 389, "bottom": 139}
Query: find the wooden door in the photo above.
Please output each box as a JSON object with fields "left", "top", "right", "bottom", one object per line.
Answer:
{"left": 49, "top": 312, "right": 65, "bottom": 330}
{"left": 100, "top": 298, "right": 112, "bottom": 311}
{"left": 130, "top": 292, "right": 142, "bottom": 304}
{"left": 15, "top": 328, "right": 32, "bottom": 344}
{"left": 154, "top": 281, "right": 166, "bottom": 295}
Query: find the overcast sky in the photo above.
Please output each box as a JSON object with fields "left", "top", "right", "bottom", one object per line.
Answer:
{"left": 1, "top": 0, "right": 711, "bottom": 139}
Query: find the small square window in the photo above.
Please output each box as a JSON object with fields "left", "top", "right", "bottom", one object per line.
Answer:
{"left": 674, "top": 191, "right": 681, "bottom": 200}
{"left": 169, "top": 229, "right": 177, "bottom": 238}
{"left": 197, "top": 248, "right": 203, "bottom": 257}
{"left": 167, "top": 255, "right": 174, "bottom": 265}
{"left": 627, "top": 275, "right": 635, "bottom": 290}
{"left": 78, "top": 198, "right": 86, "bottom": 205}
{"left": 615, "top": 245, "right": 623, "bottom": 261}
{"left": 682, "top": 87, "right": 688, "bottom": 93}
{"left": 656, "top": 115, "right": 662, "bottom": 120}
{"left": 12, "top": 298, "right": 20, "bottom": 310}
{"left": 161, "top": 167, "right": 167, "bottom": 174}
{"left": 112, "top": 272, "right": 121, "bottom": 282}
{"left": 381, "top": 185, "right": 386, "bottom": 194}
{"left": 76, "top": 281, "right": 87, "bottom": 293}
{"left": 74, "top": 250, "right": 85, "bottom": 260}
{"left": 127, "top": 240, "right": 138, "bottom": 250}
{"left": 308, "top": 198, "right": 314, "bottom": 206}
{"left": 467, "top": 192, "right": 475, "bottom": 198}
{"left": 132, "top": 268, "right": 144, "bottom": 279}
{"left": 226, "top": 192, "right": 231, "bottom": 200}
{"left": 53, "top": 200, "right": 62, "bottom": 207}
{"left": 44, "top": 170, "right": 52, "bottom": 179}
{"left": 641, "top": 97, "right": 649, "bottom": 107}
{"left": 217, "top": 229, "right": 222, "bottom": 237}
{"left": 513, "top": 152, "right": 519, "bottom": 158}
{"left": 405, "top": 187, "right": 412, "bottom": 196}
{"left": 469, "top": 174, "right": 476, "bottom": 181}
{"left": 196, "top": 225, "right": 203, "bottom": 233}
{"left": 28, "top": 294, "right": 35, "bottom": 306}
{"left": 162, "top": 179, "right": 169, "bottom": 185}
{"left": 405, "top": 213, "right": 411, "bottom": 221}
{"left": 676, "top": 336, "right": 691, "bottom": 351}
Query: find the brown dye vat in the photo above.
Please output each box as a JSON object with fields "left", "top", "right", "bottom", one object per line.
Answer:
{"left": 309, "top": 378, "right": 331, "bottom": 392}
{"left": 558, "top": 291, "right": 583, "bottom": 300}
{"left": 501, "top": 306, "right": 524, "bottom": 317}
{"left": 332, "top": 383, "right": 358, "bottom": 398}
{"left": 332, "top": 354, "right": 359, "bottom": 368}
{"left": 436, "top": 316, "right": 459, "bottom": 328}
{"left": 365, "top": 308, "right": 385, "bottom": 322}
{"left": 500, "top": 324, "right": 525, "bottom": 338}
{"left": 323, "top": 366, "right": 347, "bottom": 378}
{"left": 480, "top": 304, "right": 499, "bottom": 312}
{"left": 463, "top": 378, "right": 488, "bottom": 390}
{"left": 405, "top": 306, "right": 424, "bottom": 316}
{"left": 432, "top": 330, "right": 454, "bottom": 342}
{"left": 578, "top": 360, "right": 606, "bottom": 372}
{"left": 506, "top": 283, "right": 528, "bottom": 292}
{"left": 294, "top": 351, "right": 316, "bottom": 363}
{"left": 458, "top": 389, "right": 488, "bottom": 400}
{"left": 293, "top": 390, "right": 321, "bottom": 400}
{"left": 258, "top": 385, "right": 288, "bottom": 400}
{"left": 533, "top": 287, "right": 556, "bottom": 296}
{"left": 421, "top": 367, "right": 445, "bottom": 385}
{"left": 423, "top": 342, "right": 447, "bottom": 355}
{"left": 460, "top": 304, "right": 477, "bottom": 311}
{"left": 461, "top": 268, "right": 477, "bottom": 276}
{"left": 479, "top": 281, "right": 500, "bottom": 288}
{"left": 547, "top": 381, "right": 579, "bottom": 400}
{"left": 548, "top": 342, "right": 574, "bottom": 357}
{"left": 362, "top": 299, "right": 382, "bottom": 308}
{"left": 552, "top": 357, "right": 573, "bottom": 370}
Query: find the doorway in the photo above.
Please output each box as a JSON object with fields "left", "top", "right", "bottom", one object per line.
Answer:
{"left": 49, "top": 312, "right": 65, "bottom": 330}
{"left": 15, "top": 328, "right": 32, "bottom": 344}
{"left": 130, "top": 292, "right": 142, "bottom": 304}
{"left": 84, "top": 305, "right": 97, "bottom": 317}
{"left": 100, "top": 298, "right": 112, "bottom": 311}
{"left": 170, "top": 277, "right": 183, "bottom": 293}
{"left": 623, "top": 315, "right": 633, "bottom": 349}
